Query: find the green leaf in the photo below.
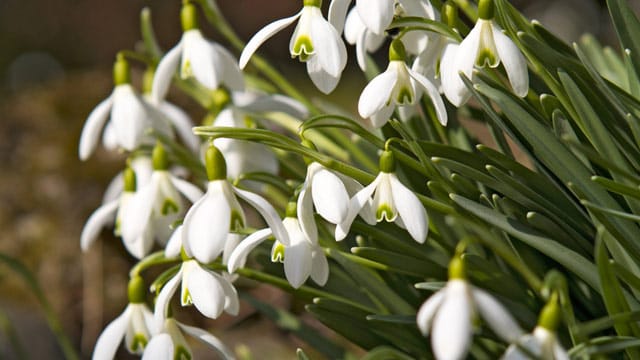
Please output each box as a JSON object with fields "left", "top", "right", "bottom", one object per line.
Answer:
{"left": 389, "top": 17, "right": 462, "bottom": 41}
{"left": 365, "top": 314, "right": 416, "bottom": 325}
{"left": 569, "top": 336, "right": 640, "bottom": 358}
{"left": 306, "top": 304, "right": 388, "bottom": 350}
{"left": 359, "top": 346, "right": 414, "bottom": 360}
{"left": 607, "top": 0, "right": 640, "bottom": 80}
{"left": 351, "top": 247, "right": 446, "bottom": 278}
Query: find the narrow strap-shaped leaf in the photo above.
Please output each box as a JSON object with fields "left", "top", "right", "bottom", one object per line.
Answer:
{"left": 607, "top": 0, "right": 640, "bottom": 80}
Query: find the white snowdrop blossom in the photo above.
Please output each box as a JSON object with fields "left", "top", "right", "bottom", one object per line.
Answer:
{"left": 142, "top": 318, "right": 235, "bottom": 360}
{"left": 119, "top": 145, "right": 203, "bottom": 259}
{"left": 92, "top": 277, "right": 153, "bottom": 359}
{"left": 145, "top": 96, "right": 201, "bottom": 154}
{"left": 337, "top": 150, "right": 428, "bottom": 243}
{"left": 239, "top": 0, "right": 347, "bottom": 94}
{"left": 181, "top": 145, "right": 289, "bottom": 264}
{"left": 152, "top": 3, "right": 243, "bottom": 103}
{"left": 417, "top": 258, "right": 524, "bottom": 360}
{"left": 503, "top": 296, "right": 568, "bottom": 360}
{"left": 228, "top": 203, "right": 329, "bottom": 289}
{"left": 297, "top": 160, "right": 374, "bottom": 242}
{"left": 81, "top": 166, "right": 146, "bottom": 257}
{"left": 343, "top": 8, "right": 386, "bottom": 71}
{"left": 358, "top": 40, "right": 447, "bottom": 128}
{"left": 154, "top": 259, "right": 239, "bottom": 325}
{"left": 440, "top": 0, "right": 528, "bottom": 106}
{"left": 79, "top": 57, "right": 172, "bottom": 160}
{"left": 212, "top": 107, "right": 279, "bottom": 180}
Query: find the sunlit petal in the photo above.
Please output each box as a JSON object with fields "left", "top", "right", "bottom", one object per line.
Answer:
{"left": 356, "top": 0, "right": 393, "bottom": 35}
{"left": 235, "top": 187, "right": 290, "bottom": 246}
{"left": 432, "top": 280, "right": 472, "bottom": 360}
{"left": 358, "top": 68, "right": 398, "bottom": 118}
{"left": 81, "top": 200, "right": 119, "bottom": 251}
{"left": 152, "top": 42, "right": 183, "bottom": 102}
{"left": 79, "top": 95, "right": 113, "bottom": 160}
{"left": 493, "top": 25, "right": 528, "bottom": 97}
{"left": 312, "top": 168, "right": 350, "bottom": 224}
{"left": 227, "top": 228, "right": 272, "bottom": 273}
{"left": 92, "top": 307, "right": 130, "bottom": 360}
{"left": 186, "top": 264, "right": 226, "bottom": 319}
{"left": 239, "top": 11, "right": 303, "bottom": 69}
{"left": 389, "top": 174, "right": 428, "bottom": 243}
{"left": 416, "top": 290, "right": 445, "bottom": 335}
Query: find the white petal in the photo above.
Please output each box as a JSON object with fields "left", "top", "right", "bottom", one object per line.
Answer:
{"left": 79, "top": 95, "right": 113, "bottom": 160}
{"left": 356, "top": 0, "right": 393, "bottom": 35}
{"left": 157, "top": 101, "right": 200, "bottom": 153}
{"left": 432, "top": 281, "right": 473, "bottom": 360}
{"left": 335, "top": 175, "right": 381, "bottom": 241}
{"left": 213, "top": 43, "right": 245, "bottom": 91}
{"left": 239, "top": 11, "right": 303, "bottom": 69}
{"left": 153, "top": 271, "right": 182, "bottom": 332}
{"left": 169, "top": 176, "right": 204, "bottom": 204}
{"left": 297, "top": 187, "right": 318, "bottom": 245}
{"left": 389, "top": 174, "right": 428, "bottom": 243}
{"left": 456, "top": 22, "right": 482, "bottom": 79}
{"left": 408, "top": 68, "right": 448, "bottom": 126}
{"left": 227, "top": 228, "right": 272, "bottom": 273}
{"left": 183, "top": 184, "right": 230, "bottom": 263}
{"left": 328, "top": 0, "right": 352, "bottom": 34}
{"left": 306, "top": 56, "right": 341, "bottom": 94}
{"left": 186, "top": 265, "right": 226, "bottom": 319}
{"left": 440, "top": 42, "right": 470, "bottom": 107}
{"left": 355, "top": 27, "right": 368, "bottom": 71}
{"left": 416, "top": 290, "right": 445, "bottom": 335}
{"left": 92, "top": 308, "right": 129, "bottom": 360}
{"left": 120, "top": 179, "right": 157, "bottom": 244}
{"left": 473, "top": 287, "right": 523, "bottom": 342}
{"left": 234, "top": 187, "right": 290, "bottom": 246}
{"left": 340, "top": 174, "right": 376, "bottom": 225}
{"left": 185, "top": 31, "right": 221, "bottom": 89}
{"left": 222, "top": 233, "right": 243, "bottom": 266}
{"left": 493, "top": 25, "right": 528, "bottom": 97}
{"left": 310, "top": 247, "right": 329, "bottom": 286}
{"left": 215, "top": 273, "right": 240, "bottom": 315}
{"left": 81, "top": 200, "right": 119, "bottom": 251}
{"left": 312, "top": 168, "right": 350, "bottom": 224}
{"left": 358, "top": 68, "right": 397, "bottom": 118}
{"left": 310, "top": 12, "right": 347, "bottom": 77}
{"left": 284, "top": 234, "right": 312, "bottom": 289}
{"left": 141, "top": 333, "right": 173, "bottom": 360}
{"left": 237, "top": 93, "right": 309, "bottom": 119}
{"left": 111, "top": 85, "right": 148, "bottom": 151}
{"left": 178, "top": 323, "right": 235, "bottom": 360}
{"left": 553, "top": 343, "right": 570, "bottom": 360}
{"left": 123, "top": 226, "right": 155, "bottom": 259}
{"left": 502, "top": 337, "right": 538, "bottom": 360}
{"left": 369, "top": 102, "right": 395, "bottom": 128}
{"left": 152, "top": 42, "right": 183, "bottom": 103}
{"left": 164, "top": 225, "right": 183, "bottom": 258}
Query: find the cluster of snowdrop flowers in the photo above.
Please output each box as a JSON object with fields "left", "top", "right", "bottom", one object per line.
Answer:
{"left": 77, "top": 0, "right": 541, "bottom": 358}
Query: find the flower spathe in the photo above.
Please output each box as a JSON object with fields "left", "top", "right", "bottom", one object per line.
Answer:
{"left": 337, "top": 150, "right": 428, "bottom": 243}
{"left": 358, "top": 40, "right": 447, "bottom": 128}
{"left": 440, "top": 0, "right": 528, "bottom": 106}
{"left": 417, "top": 258, "right": 523, "bottom": 360}
{"left": 239, "top": 0, "right": 347, "bottom": 94}
{"left": 142, "top": 318, "right": 235, "bottom": 360}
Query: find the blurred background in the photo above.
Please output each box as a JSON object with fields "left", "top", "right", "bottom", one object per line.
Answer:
{"left": 0, "top": 0, "right": 637, "bottom": 358}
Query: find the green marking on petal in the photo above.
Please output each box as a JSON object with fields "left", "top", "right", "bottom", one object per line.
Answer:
{"left": 271, "top": 242, "right": 285, "bottom": 263}
{"left": 114, "top": 219, "right": 122, "bottom": 236}
{"left": 476, "top": 48, "right": 498, "bottom": 68}
{"left": 181, "top": 60, "right": 193, "bottom": 79}
{"left": 395, "top": 86, "right": 414, "bottom": 105}
{"left": 161, "top": 199, "right": 180, "bottom": 215}
{"left": 182, "top": 288, "right": 192, "bottom": 306}
{"left": 230, "top": 210, "right": 245, "bottom": 231}
{"left": 174, "top": 346, "right": 192, "bottom": 360}
{"left": 292, "top": 35, "right": 315, "bottom": 62}
{"left": 376, "top": 204, "right": 396, "bottom": 222}
{"left": 130, "top": 334, "right": 148, "bottom": 352}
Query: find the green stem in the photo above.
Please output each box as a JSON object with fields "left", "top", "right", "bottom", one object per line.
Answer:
{"left": 0, "top": 254, "right": 79, "bottom": 360}
{"left": 0, "top": 308, "right": 27, "bottom": 360}
{"left": 129, "top": 251, "right": 180, "bottom": 278}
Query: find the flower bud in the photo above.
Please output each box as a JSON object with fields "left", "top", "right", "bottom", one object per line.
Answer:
{"left": 181, "top": 2, "right": 199, "bottom": 31}
{"left": 128, "top": 275, "right": 147, "bottom": 304}
{"left": 123, "top": 166, "right": 137, "bottom": 192}
{"left": 303, "top": 0, "right": 322, "bottom": 8}
{"left": 285, "top": 201, "right": 298, "bottom": 218}
{"left": 388, "top": 39, "right": 406, "bottom": 62}
{"left": 113, "top": 55, "right": 131, "bottom": 86}
{"left": 448, "top": 256, "right": 466, "bottom": 280}
{"left": 152, "top": 143, "right": 169, "bottom": 171}
{"left": 538, "top": 294, "right": 562, "bottom": 331}
{"left": 379, "top": 150, "right": 396, "bottom": 173}
{"left": 478, "top": 0, "right": 495, "bottom": 20}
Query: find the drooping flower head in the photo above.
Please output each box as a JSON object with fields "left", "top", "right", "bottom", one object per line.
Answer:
{"left": 152, "top": 2, "right": 244, "bottom": 103}
{"left": 337, "top": 149, "right": 429, "bottom": 243}
{"left": 239, "top": 0, "right": 347, "bottom": 94}
{"left": 181, "top": 145, "right": 289, "bottom": 264}
{"left": 92, "top": 276, "right": 154, "bottom": 359}
{"left": 440, "top": 0, "right": 528, "bottom": 106}
{"left": 417, "top": 256, "right": 524, "bottom": 360}
{"left": 358, "top": 39, "right": 447, "bottom": 128}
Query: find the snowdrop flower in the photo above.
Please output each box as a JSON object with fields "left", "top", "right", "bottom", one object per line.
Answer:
{"left": 212, "top": 107, "right": 279, "bottom": 180}
{"left": 336, "top": 150, "right": 428, "bottom": 243}
{"left": 358, "top": 39, "right": 447, "bottom": 128}
{"left": 81, "top": 166, "right": 143, "bottom": 255}
{"left": 343, "top": 8, "right": 386, "bottom": 71}
{"left": 120, "top": 144, "right": 203, "bottom": 258}
{"left": 182, "top": 145, "right": 289, "bottom": 264}
{"left": 154, "top": 259, "right": 239, "bottom": 324}
{"left": 143, "top": 317, "right": 235, "bottom": 360}
{"left": 228, "top": 201, "right": 329, "bottom": 289}
{"left": 417, "top": 257, "right": 524, "bottom": 360}
{"left": 297, "top": 159, "right": 375, "bottom": 242}
{"left": 92, "top": 276, "right": 154, "bottom": 359}
{"left": 440, "top": 0, "right": 528, "bottom": 106}
{"left": 239, "top": 0, "right": 347, "bottom": 94}
{"left": 152, "top": 3, "right": 244, "bottom": 103}
{"left": 79, "top": 56, "right": 172, "bottom": 160}
{"left": 503, "top": 295, "right": 568, "bottom": 360}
